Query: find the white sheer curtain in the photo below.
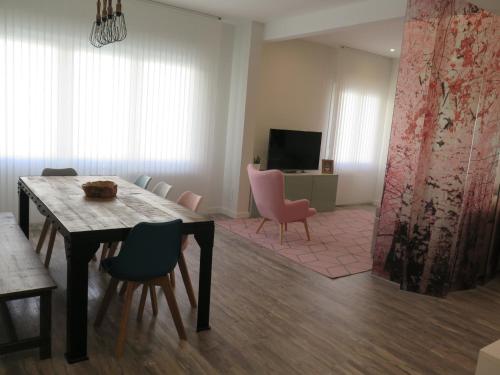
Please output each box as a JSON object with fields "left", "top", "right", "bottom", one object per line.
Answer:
{"left": 325, "top": 48, "right": 393, "bottom": 205}
{"left": 0, "top": 0, "right": 229, "bottom": 215}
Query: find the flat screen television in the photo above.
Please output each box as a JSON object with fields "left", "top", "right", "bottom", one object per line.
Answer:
{"left": 267, "top": 129, "right": 322, "bottom": 171}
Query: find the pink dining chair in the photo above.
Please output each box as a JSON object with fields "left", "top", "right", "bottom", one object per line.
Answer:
{"left": 169, "top": 191, "right": 203, "bottom": 308}
{"left": 247, "top": 164, "right": 316, "bottom": 244}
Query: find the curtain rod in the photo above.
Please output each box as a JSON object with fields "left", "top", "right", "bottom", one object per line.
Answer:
{"left": 136, "top": 0, "right": 222, "bottom": 20}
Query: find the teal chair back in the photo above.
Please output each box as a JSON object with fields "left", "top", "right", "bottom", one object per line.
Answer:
{"left": 134, "top": 175, "right": 152, "bottom": 190}
{"left": 102, "top": 220, "right": 183, "bottom": 281}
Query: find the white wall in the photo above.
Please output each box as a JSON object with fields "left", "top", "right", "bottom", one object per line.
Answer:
{"left": 254, "top": 40, "right": 336, "bottom": 166}
{"left": 221, "top": 21, "right": 265, "bottom": 218}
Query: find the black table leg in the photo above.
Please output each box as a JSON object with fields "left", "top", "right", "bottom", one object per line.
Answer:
{"left": 64, "top": 236, "right": 99, "bottom": 363}
{"left": 18, "top": 188, "right": 30, "bottom": 238}
{"left": 194, "top": 221, "right": 215, "bottom": 332}
{"left": 40, "top": 291, "right": 52, "bottom": 359}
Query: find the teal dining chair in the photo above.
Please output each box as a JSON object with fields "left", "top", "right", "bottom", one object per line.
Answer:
{"left": 134, "top": 175, "right": 152, "bottom": 190}
{"left": 94, "top": 219, "right": 187, "bottom": 357}
{"left": 36, "top": 167, "right": 78, "bottom": 267}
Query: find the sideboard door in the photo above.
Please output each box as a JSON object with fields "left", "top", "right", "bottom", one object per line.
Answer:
{"left": 311, "top": 175, "right": 338, "bottom": 212}
{"left": 284, "top": 175, "right": 313, "bottom": 202}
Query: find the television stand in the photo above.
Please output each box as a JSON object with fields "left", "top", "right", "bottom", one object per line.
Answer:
{"left": 283, "top": 170, "right": 306, "bottom": 174}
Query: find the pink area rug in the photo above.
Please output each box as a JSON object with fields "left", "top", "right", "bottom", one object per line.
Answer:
{"left": 216, "top": 208, "right": 375, "bottom": 279}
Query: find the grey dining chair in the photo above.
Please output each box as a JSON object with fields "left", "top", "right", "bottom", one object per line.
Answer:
{"left": 36, "top": 168, "right": 78, "bottom": 267}
{"left": 152, "top": 181, "right": 173, "bottom": 199}
{"left": 134, "top": 175, "right": 152, "bottom": 190}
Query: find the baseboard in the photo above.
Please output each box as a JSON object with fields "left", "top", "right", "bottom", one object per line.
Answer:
{"left": 217, "top": 207, "right": 250, "bottom": 219}
{"left": 202, "top": 207, "right": 224, "bottom": 215}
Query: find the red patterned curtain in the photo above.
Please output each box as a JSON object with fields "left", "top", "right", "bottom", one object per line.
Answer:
{"left": 372, "top": 0, "right": 500, "bottom": 296}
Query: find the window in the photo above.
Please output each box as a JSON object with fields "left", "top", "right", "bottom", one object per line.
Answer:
{"left": 0, "top": 0, "right": 228, "bottom": 214}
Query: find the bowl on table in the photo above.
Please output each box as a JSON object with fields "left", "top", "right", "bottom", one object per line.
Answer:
{"left": 82, "top": 181, "right": 118, "bottom": 199}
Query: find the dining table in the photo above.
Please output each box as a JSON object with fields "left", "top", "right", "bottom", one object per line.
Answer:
{"left": 17, "top": 176, "right": 215, "bottom": 363}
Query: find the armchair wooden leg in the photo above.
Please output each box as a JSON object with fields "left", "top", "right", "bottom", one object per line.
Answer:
{"left": 178, "top": 253, "right": 197, "bottom": 308}
{"left": 149, "top": 285, "right": 158, "bottom": 316}
{"left": 160, "top": 278, "right": 187, "bottom": 340}
{"left": 303, "top": 219, "right": 311, "bottom": 241}
{"left": 280, "top": 223, "right": 285, "bottom": 245}
{"left": 285, "top": 223, "right": 288, "bottom": 231}
{"left": 36, "top": 219, "right": 50, "bottom": 254}
{"left": 44, "top": 226, "right": 57, "bottom": 268}
{"left": 137, "top": 284, "right": 148, "bottom": 322}
{"left": 95, "top": 278, "right": 119, "bottom": 327}
{"left": 256, "top": 218, "right": 268, "bottom": 234}
{"left": 116, "top": 282, "right": 137, "bottom": 357}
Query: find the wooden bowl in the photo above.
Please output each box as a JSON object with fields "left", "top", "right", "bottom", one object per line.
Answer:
{"left": 82, "top": 181, "right": 118, "bottom": 199}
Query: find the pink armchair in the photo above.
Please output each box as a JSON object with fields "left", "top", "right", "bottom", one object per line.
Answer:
{"left": 247, "top": 164, "right": 316, "bottom": 244}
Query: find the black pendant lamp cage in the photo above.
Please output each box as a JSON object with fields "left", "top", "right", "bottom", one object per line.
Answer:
{"left": 90, "top": 0, "right": 127, "bottom": 48}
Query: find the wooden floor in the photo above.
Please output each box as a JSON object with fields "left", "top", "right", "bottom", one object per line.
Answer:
{"left": 1, "top": 224, "right": 499, "bottom": 374}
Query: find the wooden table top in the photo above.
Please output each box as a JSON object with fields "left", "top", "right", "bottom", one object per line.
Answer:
{"left": 19, "top": 176, "right": 210, "bottom": 234}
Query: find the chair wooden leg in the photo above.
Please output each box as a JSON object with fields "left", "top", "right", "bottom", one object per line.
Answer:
{"left": 95, "top": 278, "right": 119, "bottom": 327}
{"left": 303, "top": 219, "right": 311, "bottom": 241}
{"left": 149, "top": 285, "right": 158, "bottom": 316}
{"left": 108, "top": 242, "right": 119, "bottom": 258}
{"left": 256, "top": 218, "right": 268, "bottom": 234}
{"left": 99, "top": 243, "right": 110, "bottom": 270}
{"left": 280, "top": 223, "right": 284, "bottom": 245}
{"left": 115, "top": 282, "right": 136, "bottom": 357}
{"left": 178, "top": 253, "right": 197, "bottom": 308}
{"left": 119, "top": 281, "right": 128, "bottom": 297}
{"left": 36, "top": 219, "right": 50, "bottom": 254}
{"left": 44, "top": 226, "right": 57, "bottom": 268}
{"left": 285, "top": 222, "right": 288, "bottom": 231}
{"left": 137, "top": 284, "right": 148, "bottom": 322}
{"left": 160, "top": 278, "right": 187, "bottom": 340}
{"left": 170, "top": 271, "right": 176, "bottom": 288}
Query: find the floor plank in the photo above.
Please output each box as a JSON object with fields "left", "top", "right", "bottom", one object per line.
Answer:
{"left": 0, "top": 224, "right": 498, "bottom": 374}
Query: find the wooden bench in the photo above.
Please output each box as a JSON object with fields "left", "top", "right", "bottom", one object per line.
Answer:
{"left": 0, "top": 212, "right": 56, "bottom": 359}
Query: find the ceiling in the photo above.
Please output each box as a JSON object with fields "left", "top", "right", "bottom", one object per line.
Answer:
{"left": 301, "top": 0, "right": 499, "bottom": 58}
{"left": 154, "top": 0, "right": 498, "bottom": 59}
{"left": 153, "top": 0, "right": 364, "bottom": 22}
{"left": 303, "top": 18, "right": 406, "bottom": 58}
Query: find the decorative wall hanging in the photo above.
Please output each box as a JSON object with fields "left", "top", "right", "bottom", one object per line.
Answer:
{"left": 89, "top": 0, "right": 127, "bottom": 48}
{"left": 372, "top": 0, "right": 499, "bottom": 297}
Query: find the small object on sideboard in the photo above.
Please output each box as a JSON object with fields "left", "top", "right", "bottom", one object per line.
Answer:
{"left": 321, "top": 159, "right": 334, "bottom": 174}
{"left": 82, "top": 181, "right": 118, "bottom": 199}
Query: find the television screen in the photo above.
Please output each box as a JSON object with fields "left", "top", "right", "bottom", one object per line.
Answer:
{"left": 267, "top": 129, "right": 322, "bottom": 171}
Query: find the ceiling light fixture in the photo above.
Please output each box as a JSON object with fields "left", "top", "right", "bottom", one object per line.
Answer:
{"left": 89, "top": 0, "right": 127, "bottom": 48}
{"left": 390, "top": 48, "right": 396, "bottom": 52}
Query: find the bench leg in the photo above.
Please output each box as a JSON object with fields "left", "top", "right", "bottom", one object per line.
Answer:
{"left": 40, "top": 291, "right": 52, "bottom": 359}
